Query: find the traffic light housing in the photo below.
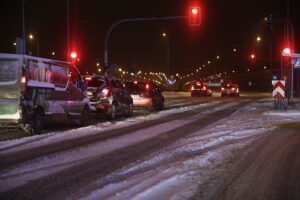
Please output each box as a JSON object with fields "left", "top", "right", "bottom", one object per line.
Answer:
{"left": 189, "top": 7, "right": 201, "bottom": 26}
{"left": 282, "top": 48, "right": 292, "bottom": 68}
{"left": 267, "top": 14, "right": 273, "bottom": 30}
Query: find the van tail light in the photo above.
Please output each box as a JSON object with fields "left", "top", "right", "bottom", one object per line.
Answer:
{"left": 101, "top": 88, "right": 110, "bottom": 97}
{"left": 21, "top": 76, "right": 26, "bottom": 84}
{"left": 21, "top": 75, "right": 27, "bottom": 95}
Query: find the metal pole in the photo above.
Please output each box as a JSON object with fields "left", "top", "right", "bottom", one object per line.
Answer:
{"left": 37, "top": 42, "right": 39, "bottom": 57}
{"left": 167, "top": 36, "right": 170, "bottom": 76}
{"left": 103, "top": 16, "right": 187, "bottom": 73}
{"left": 67, "top": 0, "right": 70, "bottom": 61}
{"left": 22, "top": 0, "right": 26, "bottom": 55}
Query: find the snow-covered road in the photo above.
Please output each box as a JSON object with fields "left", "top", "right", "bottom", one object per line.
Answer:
{"left": 1, "top": 92, "right": 299, "bottom": 200}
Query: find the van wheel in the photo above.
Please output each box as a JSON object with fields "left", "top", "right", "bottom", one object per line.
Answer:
{"left": 32, "top": 109, "right": 44, "bottom": 134}
{"left": 81, "top": 106, "right": 89, "bottom": 126}
{"left": 107, "top": 103, "right": 116, "bottom": 120}
{"left": 148, "top": 100, "right": 156, "bottom": 111}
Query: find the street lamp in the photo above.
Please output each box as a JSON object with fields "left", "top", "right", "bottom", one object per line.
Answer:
{"left": 162, "top": 32, "right": 170, "bottom": 76}
{"left": 256, "top": 36, "right": 261, "bottom": 42}
{"left": 28, "top": 34, "right": 39, "bottom": 57}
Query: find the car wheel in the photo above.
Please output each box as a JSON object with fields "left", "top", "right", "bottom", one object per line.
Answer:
{"left": 80, "top": 106, "right": 89, "bottom": 126}
{"left": 32, "top": 108, "right": 44, "bottom": 134}
{"left": 126, "top": 103, "right": 133, "bottom": 116}
{"left": 107, "top": 103, "right": 116, "bottom": 120}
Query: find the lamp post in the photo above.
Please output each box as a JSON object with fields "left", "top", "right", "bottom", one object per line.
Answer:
{"left": 162, "top": 32, "right": 170, "bottom": 76}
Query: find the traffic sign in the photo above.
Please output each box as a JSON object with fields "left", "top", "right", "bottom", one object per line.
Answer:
{"left": 208, "top": 82, "right": 221, "bottom": 87}
{"left": 292, "top": 57, "right": 300, "bottom": 68}
{"left": 272, "top": 80, "right": 285, "bottom": 98}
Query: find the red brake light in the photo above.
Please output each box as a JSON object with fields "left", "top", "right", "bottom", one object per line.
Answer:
{"left": 221, "top": 87, "right": 225, "bottom": 91}
{"left": 231, "top": 87, "right": 236, "bottom": 91}
{"left": 146, "top": 84, "right": 149, "bottom": 89}
{"left": 191, "top": 86, "right": 195, "bottom": 90}
{"left": 85, "top": 77, "right": 92, "bottom": 81}
{"left": 134, "top": 81, "right": 138, "bottom": 84}
{"left": 102, "top": 88, "right": 110, "bottom": 96}
{"left": 21, "top": 76, "right": 26, "bottom": 84}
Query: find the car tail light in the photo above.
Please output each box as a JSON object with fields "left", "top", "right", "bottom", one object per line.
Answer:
{"left": 85, "top": 77, "right": 92, "bottom": 81}
{"left": 191, "top": 86, "right": 195, "bottom": 90}
{"left": 221, "top": 87, "right": 225, "bottom": 91}
{"left": 146, "top": 84, "right": 149, "bottom": 89}
{"left": 231, "top": 87, "right": 236, "bottom": 91}
{"left": 134, "top": 81, "right": 138, "bottom": 84}
{"left": 202, "top": 86, "right": 207, "bottom": 90}
{"left": 101, "top": 88, "right": 110, "bottom": 97}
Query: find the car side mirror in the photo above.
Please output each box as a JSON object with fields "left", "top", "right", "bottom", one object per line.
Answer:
{"left": 158, "top": 86, "right": 163, "bottom": 92}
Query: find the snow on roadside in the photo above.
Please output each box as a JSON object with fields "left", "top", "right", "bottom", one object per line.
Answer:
{"left": 80, "top": 100, "right": 300, "bottom": 200}
{"left": 0, "top": 101, "right": 220, "bottom": 153}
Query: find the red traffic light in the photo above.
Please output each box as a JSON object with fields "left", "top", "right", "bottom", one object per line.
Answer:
{"left": 283, "top": 48, "right": 291, "bottom": 54}
{"left": 70, "top": 52, "right": 77, "bottom": 59}
{"left": 189, "top": 6, "right": 201, "bottom": 26}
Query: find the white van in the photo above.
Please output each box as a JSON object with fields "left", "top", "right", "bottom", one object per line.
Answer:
{"left": 0, "top": 53, "right": 89, "bottom": 134}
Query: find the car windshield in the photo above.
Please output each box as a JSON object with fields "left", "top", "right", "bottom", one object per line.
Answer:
{"left": 125, "top": 82, "right": 150, "bottom": 92}
{"left": 87, "top": 77, "right": 105, "bottom": 87}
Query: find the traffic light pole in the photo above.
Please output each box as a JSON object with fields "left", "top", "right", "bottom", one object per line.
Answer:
{"left": 103, "top": 16, "right": 188, "bottom": 75}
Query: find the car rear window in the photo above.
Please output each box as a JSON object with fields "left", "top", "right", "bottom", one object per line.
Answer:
{"left": 125, "top": 82, "right": 150, "bottom": 92}
{"left": 87, "top": 78, "right": 105, "bottom": 87}
{"left": 193, "top": 83, "right": 204, "bottom": 89}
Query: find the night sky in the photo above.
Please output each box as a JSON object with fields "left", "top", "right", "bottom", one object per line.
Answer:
{"left": 0, "top": 0, "right": 299, "bottom": 76}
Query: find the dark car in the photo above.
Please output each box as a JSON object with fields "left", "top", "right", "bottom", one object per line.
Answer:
{"left": 85, "top": 75, "right": 133, "bottom": 119}
{"left": 125, "top": 81, "right": 164, "bottom": 111}
{"left": 221, "top": 83, "right": 240, "bottom": 97}
{"left": 191, "top": 82, "right": 212, "bottom": 97}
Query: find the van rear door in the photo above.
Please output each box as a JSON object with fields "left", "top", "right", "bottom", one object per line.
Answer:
{"left": 0, "top": 54, "right": 23, "bottom": 123}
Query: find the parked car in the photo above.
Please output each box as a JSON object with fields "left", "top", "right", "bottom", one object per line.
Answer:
{"left": 125, "top": 81, "right": 164, "bottom": 111}
{"left": 84, "top": 75, "right": 133, "bottom": 119}
{"left": 0, "top": 53, "right": 89, "bottom": 134}
{"left": 221, "top": 83, "right": 240, "bottom": 97}
{"left": 191, "top": 82, "right": 212, "bottom": 97}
